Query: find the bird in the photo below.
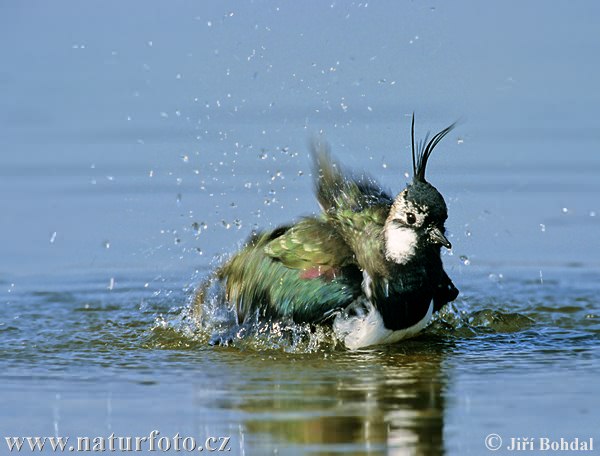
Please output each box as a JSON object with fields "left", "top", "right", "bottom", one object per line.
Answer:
{"left": 194, "top": 115, "right": 459, "bottom": 349}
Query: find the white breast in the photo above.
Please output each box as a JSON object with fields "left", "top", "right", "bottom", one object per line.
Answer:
{"left": 332, "top": 299, "right": 433, "bottom": 350}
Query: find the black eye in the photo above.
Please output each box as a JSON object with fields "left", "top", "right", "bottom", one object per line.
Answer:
{"left": 406, "top": 213, "right": 416, "bottom": 225}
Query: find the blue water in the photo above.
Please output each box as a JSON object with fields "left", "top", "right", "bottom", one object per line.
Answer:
{"left": 1, "top": 2, "right": 600, "bottom": 454}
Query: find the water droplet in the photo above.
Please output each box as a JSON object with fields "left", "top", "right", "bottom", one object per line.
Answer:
{"left": 561, "top": 207, "right": 568, "bottom": 214}
{"left": 108, "top": 278, "right": 115, "bottom": 291}
{"left": 590, "top": 211, "right": 596, "bottom": 217}
{"left": 457, "top": 138, "right": 464, "bottom": 145}
{"left": 222, "top": 220, "right": 231, "bottom": 229}
{"left": 459, "top": 255, "right": 471, "bottom": 266}
{"left": 259, "top": 152, "right": 268, "bottom": 160}
{"left": 149, "top": 170, "right": 154, "bottom": 177}
{"left": 196, "top": 247, "right": 203, "bottom": 255}
{"left": 176, "top": 193, "right": 182, "bottom": 206}
{"left": 382, "top": 163, "right": 387, "bottom": 169}
{"left": 181, "top": 155, "right": 189, "bottom": 163}
{"left": 464, "top": 230, "right": 471, "bottom": 237}
{"left": 539, "top": 223, "right": 546, "bottom": 232}
{"left": 230, "top": 202, "right": 237, "bottom": 208}
{"left": 539, "top": 270, "right": 544, "bottom": 284}
{"left": 49, "top": 232, "right": 57, "bottom": 244}
{"left": 103, "top": 240, "right": 110, "bottom": 249}
{"left": 234, "top": 219, "right": 242, "bottom": 229}
{"left": 297, "top": 170, "right": 304, "bottom": 176}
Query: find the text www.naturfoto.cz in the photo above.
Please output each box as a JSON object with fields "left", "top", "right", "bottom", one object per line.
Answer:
{"left": 5, "top": 430, "right": 231, "bottom": 452}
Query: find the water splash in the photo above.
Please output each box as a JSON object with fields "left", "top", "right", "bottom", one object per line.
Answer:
{"left": 147, "top": 278, "right": 341, "bottom": 353}
{"left": 146, "top": 277, "right": 537, "bottom": 353}
{"left": 427, "top": 303, "right": 534, "bottom": 337}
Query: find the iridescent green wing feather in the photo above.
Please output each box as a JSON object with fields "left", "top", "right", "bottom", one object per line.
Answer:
{"left": 333, "top": 204, "right": 390, "bottom": 277}
{"left": 312, "top": 142, "right": 392, "bottom": 277}
{"left": 264, "top": 217, "right": 354, "bottom": 273}
{"left": 219, "top": 225, "right": 361, "bottom": 324}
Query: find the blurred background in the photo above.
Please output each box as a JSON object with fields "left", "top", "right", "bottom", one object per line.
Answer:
{"left": 2, "top": 1, "right": 599, "bottom": 281}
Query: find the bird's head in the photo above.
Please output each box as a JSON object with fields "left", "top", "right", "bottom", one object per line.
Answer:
{"left": 384, "top": 115, "right": 455, "bottom": 264}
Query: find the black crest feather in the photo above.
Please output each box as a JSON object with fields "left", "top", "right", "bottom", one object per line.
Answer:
{"left": 411, "top": 114, "right": 456, "bottom": 183}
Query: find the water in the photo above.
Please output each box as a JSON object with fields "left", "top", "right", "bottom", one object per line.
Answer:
{"left": 2, "top": 1, "right": 600, "bottom": 455}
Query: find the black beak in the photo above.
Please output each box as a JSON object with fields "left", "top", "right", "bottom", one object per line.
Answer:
{"left": 429, "top": 227, "right": 452, "bottom": 249}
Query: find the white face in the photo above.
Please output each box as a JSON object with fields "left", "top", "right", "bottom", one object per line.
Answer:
{"left": 384, "top": 190, "right": 427, "bottom": 264}
{"left": 384, "top": 226, "right": 417, "bottom": 264}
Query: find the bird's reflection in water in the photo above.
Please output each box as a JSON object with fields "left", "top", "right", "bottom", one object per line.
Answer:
{"left": 217, "top": 339, "right": 451, "bottom": 455}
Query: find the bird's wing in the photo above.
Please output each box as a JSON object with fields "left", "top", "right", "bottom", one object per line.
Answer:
{"left": 311, "top": 140, "right": 394, "bottom": 214}
{"left": 310, "top": 142, "right": 394, "bottom": 277}
{"left": 264, "top": 217, "right": 354, "bottom": 277}
{"left": 219, "top": 223, "right": 361, "bottom": 324}
{"left": 333, "top": 204, "right": 391, "bottom": 277}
